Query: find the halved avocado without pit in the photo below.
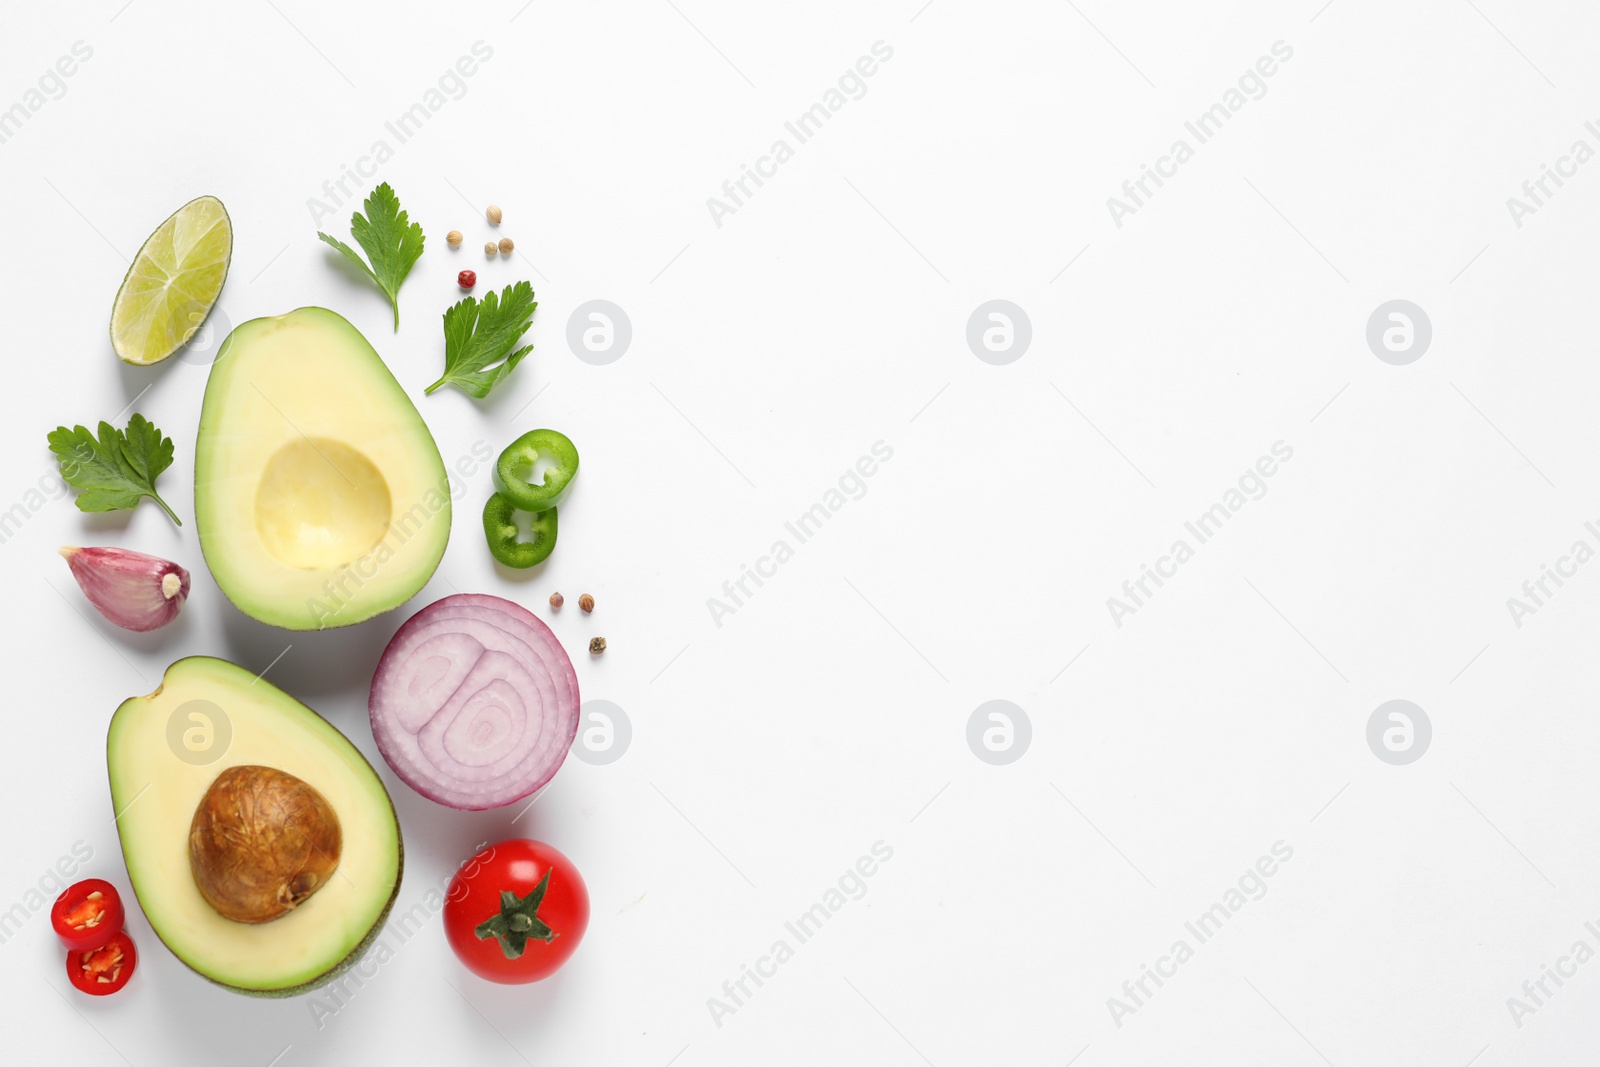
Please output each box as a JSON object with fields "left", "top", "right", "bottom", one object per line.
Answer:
{"left": 107, "top": 657, "right": 402, "bottom": 996}
{"left": 196, "top": 307, "right": 451, "bottom": 630}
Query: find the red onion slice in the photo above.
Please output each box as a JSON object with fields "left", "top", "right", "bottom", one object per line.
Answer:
{"left": 369, "top": 594, "right": 580, "bottom": 810}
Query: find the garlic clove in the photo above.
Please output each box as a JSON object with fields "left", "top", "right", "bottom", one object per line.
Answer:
{"left": 60, "top": 546, "right": 190, "bottom": 632}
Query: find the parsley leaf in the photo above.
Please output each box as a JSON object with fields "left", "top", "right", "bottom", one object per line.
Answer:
{"left": 316, "top": 182, "right": 424, "bottom": 330}
{"left": 48, "top": 414, "right": 181, "bottom": 525}
{"left": 425, "top": 281, "right": 538, "bottom": 398}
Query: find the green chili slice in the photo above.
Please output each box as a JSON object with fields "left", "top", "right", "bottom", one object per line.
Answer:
{"left": 495, "top": 429, "right": 579, "bottom": 512}
{"left": 482, "top": 492, "right": 558, "bottom": 568}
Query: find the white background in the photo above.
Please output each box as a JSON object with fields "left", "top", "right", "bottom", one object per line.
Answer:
{"left": 3, "top": 0, "right": 1599, "bottom": 1064}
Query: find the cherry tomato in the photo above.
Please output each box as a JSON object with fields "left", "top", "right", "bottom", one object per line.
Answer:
{"left": 50, "top": 879, "right": 125, "bottom": 952}
{"left": 67, "top": 931, "right": 136, "bottom": 996}
{"left": 444, "top": 839, "right": 588, "bottom": 984}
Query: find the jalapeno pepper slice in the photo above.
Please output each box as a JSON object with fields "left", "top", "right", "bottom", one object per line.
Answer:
{"left": 495, "top": 429, "right": 579, "bottom": 512}
{"left": 483, "top": 493, "right": 558, "bottom": 568}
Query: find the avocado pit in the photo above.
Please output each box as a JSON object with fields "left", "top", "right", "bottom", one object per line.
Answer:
{"left": 188, "top": 765, "right": 342, "bottom": 924}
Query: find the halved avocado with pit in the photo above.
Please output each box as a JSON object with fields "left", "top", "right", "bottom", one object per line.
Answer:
{"left": 107, "top": 657, "right": 402, "bottom": 996}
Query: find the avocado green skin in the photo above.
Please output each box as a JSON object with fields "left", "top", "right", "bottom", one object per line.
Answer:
{"left": 107, "top": 656, "right": 405, "bottom": 997}
{"left": 109, "top": 195, "right": 232, "bottom": 365}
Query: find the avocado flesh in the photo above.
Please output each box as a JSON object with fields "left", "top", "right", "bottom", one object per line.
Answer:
{"left": 107, "top": 657, "right": 403, "bottom": 996}
{"left": 196, "top": 306, "right": 450, "bottom": 630}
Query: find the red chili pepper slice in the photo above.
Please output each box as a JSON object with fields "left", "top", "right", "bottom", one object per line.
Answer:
{"left": 67, "top": 931, "right": 137, "bottom": 996}
{"left": 50, "top": 878, "right": 125, "bottom": 953}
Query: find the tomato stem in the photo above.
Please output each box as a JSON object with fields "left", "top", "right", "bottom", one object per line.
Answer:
{"left": 473, "top": 868, "right": 557, "bottom": 959}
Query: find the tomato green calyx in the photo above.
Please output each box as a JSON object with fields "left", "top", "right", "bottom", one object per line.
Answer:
{"left": 474, "top": 868, "right": 558, "bottom": 959}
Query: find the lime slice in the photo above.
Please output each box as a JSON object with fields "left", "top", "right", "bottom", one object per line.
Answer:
{"left": 111, "top": 195, "right": 232, "bottom": 366}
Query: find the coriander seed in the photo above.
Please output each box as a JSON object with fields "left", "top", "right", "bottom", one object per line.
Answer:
{"left": 498, "top": 237, "right": 514, "bottom": 255}
{"left": 446, "top": 230, "right": 463, "bottom": 248}
{"left": 486, "top": 204, "right": 503, "bottom": 225}
{"left": 588, "top": 637, "right": 606, "bottom": 655}
{"left": 579, "top": 594, "right": 594, "bottom": 613}
{"left": 549, "top": 592, "right": 564, "bottom": 609}
{"left": 484, "top": 241, "right": 498, "bottom": 257}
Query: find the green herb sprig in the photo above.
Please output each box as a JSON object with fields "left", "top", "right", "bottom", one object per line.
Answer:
{"left": 48, "top": 414, "right": 180, "bottom": 525}
{"left": 426, "top": 281, "right": 537, "bottom": 398}
{"left": 317, "top": 182, "right": 424, "bottom": 330}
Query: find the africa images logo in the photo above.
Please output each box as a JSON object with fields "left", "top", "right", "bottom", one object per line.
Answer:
{"left": 1105, "top": 41, "right": 1294, "bottom": 228}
